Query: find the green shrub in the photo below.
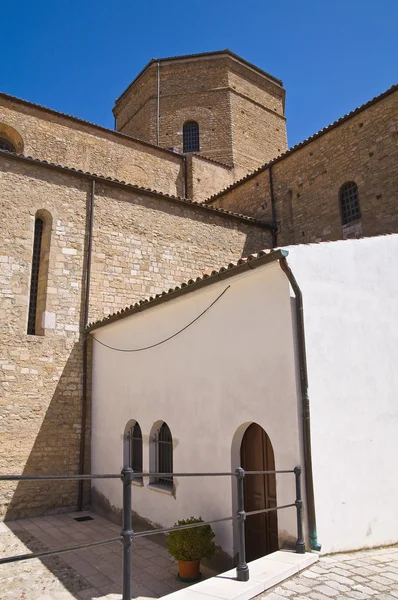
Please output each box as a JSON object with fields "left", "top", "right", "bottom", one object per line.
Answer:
{"left": 167, "top": 517, "right": 216, "bottom": 562}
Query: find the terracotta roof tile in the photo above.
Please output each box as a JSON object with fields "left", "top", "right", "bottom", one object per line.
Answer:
{"left": 87, "top": 249, "right": 288, "bottom": 332}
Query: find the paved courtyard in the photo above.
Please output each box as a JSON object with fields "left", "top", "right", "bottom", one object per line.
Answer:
{"left": 259, "top": 545, "right": 398, "bottom": 600}
{"left": 1, "top": 510, "right": 398, "bottom": 600}
{"left": 0, "top": 510, "right": 215, "bottom": 600}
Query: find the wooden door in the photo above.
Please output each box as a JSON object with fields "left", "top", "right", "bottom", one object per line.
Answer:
{"left": 240, "top": 423, "right": 278, "bottom": 560}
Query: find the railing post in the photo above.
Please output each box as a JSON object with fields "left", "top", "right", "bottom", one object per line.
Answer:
{"left": 235, "top": 467, "right": 249, "bottom": 581}
{"left": 121, "top": 467, "right": 134, "bottom": 599}
{"left": 294, "top": 465, "right": 305, "bottom": 554}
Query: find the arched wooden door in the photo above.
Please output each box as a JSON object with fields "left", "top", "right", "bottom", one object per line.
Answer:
{"left": 240, "top": 423, "right": 278, "bottom": 560}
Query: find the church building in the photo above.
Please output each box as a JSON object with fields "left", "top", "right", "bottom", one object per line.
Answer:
{"left": 0, "top": 50, "right": 397, "bottom": 558}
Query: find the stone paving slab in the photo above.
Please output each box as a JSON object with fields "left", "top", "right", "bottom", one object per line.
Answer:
{"left": 257, "top": 545, "right": 398, "bottom": 600}
{"left": 0, "top": 510, "right": 214, "bottom": 599}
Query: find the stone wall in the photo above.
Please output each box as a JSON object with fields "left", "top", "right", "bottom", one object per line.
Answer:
{"left": 113, "top": 53, "right": 286, "bottom": 177}
{"left": 0, "top": 94, "right": 185, "bottom": 197}
{"left": 209, "top": 88, "right": 398, "bottom": 244}
{"left": 186, "top": 154, "right": 234, "bottom": 202}
{"left": 228, "top": 70, "right": 287, "bottom": 176}
{"left": 0, "top": 153, "right": 271, "bottom": 519}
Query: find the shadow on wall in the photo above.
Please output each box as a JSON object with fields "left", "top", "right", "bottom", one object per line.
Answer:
{"left": 241, "top": 230, "right": 273, "bottom": 260}
{"left": 4, "top": 341, "right": 90, "bottom": 521}
{"left": 95, "top": 184, "right": 272, "bottom": 269}
{"left": 4, "top": 183, "right": 94, "bottom": 521}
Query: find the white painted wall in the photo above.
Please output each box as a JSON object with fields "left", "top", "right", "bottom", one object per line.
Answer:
{"left": 286, "top": 235, "right": 398, "bottom": 554}
{"left": 91, "top": 261, "right": 303, "bottom": 558}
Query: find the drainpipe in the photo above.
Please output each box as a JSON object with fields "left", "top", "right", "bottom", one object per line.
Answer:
{"left": 183, "top": 155, "right": 188, "bottom": 199}
{"left": 156, "top": 61, "right": 160, "bottom": 146}
{"left": 269, "top": 164, "right": 277, "bottom": 248}
{"left": 78, "top": 179, "right": 95, "bottom": 511}
{"left": 279, "top": 256, "right": 321, "bottom": 552}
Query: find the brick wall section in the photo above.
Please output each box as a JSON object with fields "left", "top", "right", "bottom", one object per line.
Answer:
{"left": 115, "top": 59, "right": 234, "bottom": 165}
{"left": 0, "top": 95, "right": 185, "bottom": 197}
{"left": 186, "top": 154, "right": 234, "bottom": 202}
{"left": 114, "top": 54, "right": 286, "bottom": 177}
{"left": 114, "top": 67, "right": 158, "bottom": 144}
{"left": 0, "top": 155, "right": 271, "bottom": 519}
{"left": 228, "top": 70, "right": 287, "bottom": 176}
{"left": 209, "top": 89, "right": 398, "bottom": 244}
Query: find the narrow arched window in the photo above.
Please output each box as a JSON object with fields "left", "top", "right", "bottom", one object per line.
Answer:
{"left": 0, "top": 136, "right": 16, "bottom": 152}
{"left": 340, "top": 182, "right": 361, "bottom": 226}
{"left": 183, "top": 121, "right": 199, "bottom": 153}
{"left": 155, "top": 422, "right": 173, "bottom": 488}
{"left": 128, "top": 422, "right": 143, "bottom": 478}
{"left": 27, "top": 211, "right": 51, "bottom": 335}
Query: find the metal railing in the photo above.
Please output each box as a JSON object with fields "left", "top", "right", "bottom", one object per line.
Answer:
{"left": 0, "top": 466, "right": 305, "bottom": 600}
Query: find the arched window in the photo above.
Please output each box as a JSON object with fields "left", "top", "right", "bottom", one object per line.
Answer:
{"left": 128, "top": 421, "right": 143, "bottom": 478}
{"left": 183, "top": 121, "right": 200, "bottom": 153}
{"left": 154, "top": 422, "right": 173, "bottom": 488}
{"left": 0, "top": 136, "right": 16, "bottom": 153}
{"left": 340, "top": 182, "right": 361, "bottom": 226}
{"left": 27, "top": 211, "right": 51, "bottom": 335}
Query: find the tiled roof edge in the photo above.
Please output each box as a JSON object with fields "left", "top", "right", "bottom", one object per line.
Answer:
{"left": 205, "top": 83, "right": 398, "bottom": 203}
{"left": 0, "top": 92, "right": 181, "bottom": 159}
{"left": 87, "top": 249, "right": 288, "bottom": 332}
{"left": 191, "top": 153, "right": 234, "bottom": 169}
{"left": 114, "top": 49, "right": 283, "bottom": 106}
{"left": 0, "top": 149, "right": 272, "bottom": 228}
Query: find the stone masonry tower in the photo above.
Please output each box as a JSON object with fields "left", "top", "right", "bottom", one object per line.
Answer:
{"left": 113, "top": 50, "right": 287, "bottom": 177}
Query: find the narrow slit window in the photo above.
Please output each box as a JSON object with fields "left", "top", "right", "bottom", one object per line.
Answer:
{"left": 27, "top": 218, "right": 44, "bottom": 335}
{"left": 183, "top": 121, "right": 200, "bottom": 153}
{"left": 155, "top": 422, "right": 173, "bottom": 488}
{"left": 340, "top": 182, "right": 361, "bottom": 225}
{"left": 129, "top": 422, "right": 143, "bottom": 479}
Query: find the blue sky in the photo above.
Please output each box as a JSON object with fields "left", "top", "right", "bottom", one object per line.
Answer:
{"left": 2, "top": 1, "right": 397, "bottom": 147}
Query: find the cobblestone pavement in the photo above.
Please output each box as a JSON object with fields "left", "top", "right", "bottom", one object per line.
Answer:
{"left": 258, "top": 545, "right": 398, "bottom": 600}
{"left": 0, "top": 510, "right": 216, "bottom": 600}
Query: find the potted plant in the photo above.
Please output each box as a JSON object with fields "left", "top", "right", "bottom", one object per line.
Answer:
{"left": 167, "top": 517, "right": 216, "bottom": 582}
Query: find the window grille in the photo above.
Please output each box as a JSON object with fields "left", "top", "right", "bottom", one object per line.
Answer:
{"left": 128, "top": 422, "right": 143, "bottom": 478}
{"left": 183, "top": 121, "right": 200, "bottom": 153}
{"left": 340, "top": 182, "right": 361, "bottom": 225}
{"left": 154, "top": 422, "right": 173, "bottom": 488}
{"left": 27, "top": 218, "right": 44, "bottom": 335}
{"left": 0, "top": 137, "right": 16, "bottom": 153}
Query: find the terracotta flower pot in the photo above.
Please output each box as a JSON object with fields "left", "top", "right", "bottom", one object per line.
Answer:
{"left": 178, "top": 559, "right": 201, "bottom": 582}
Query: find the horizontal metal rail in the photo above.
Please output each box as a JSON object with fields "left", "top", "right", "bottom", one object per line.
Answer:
{"left": 133, "top": 515, "right": 234, "bottom": 538}
{"left": 0, "top": 465, "right": 305, "bottom": 599}
{"left": 0, "top": 474, "right": 121, "bottom": 481}
{"left": 0, "top": 536, "right": 120, "bottom": 565}
{"left": 0, "top": 469, "right": 295, "bottom": 482}
{"left": 246, "top": 503, "right": 296, "bottom": 516}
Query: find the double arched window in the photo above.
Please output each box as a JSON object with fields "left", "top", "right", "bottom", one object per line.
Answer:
{"left": 124, "top": 420, "right": 174, "bottom": 489}
{"left": 183, "top": 121, "right": 200, "bottom": 153}
{"left": 339, "top": 181, "right": 361, "bottom": 226}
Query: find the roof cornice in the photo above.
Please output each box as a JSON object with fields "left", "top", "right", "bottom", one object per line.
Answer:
{"left": 114, "top": 49, "right": 283, "bottom": 108}
{"left": 0, "top": 148, "right": 273, "bottom": 228}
